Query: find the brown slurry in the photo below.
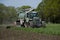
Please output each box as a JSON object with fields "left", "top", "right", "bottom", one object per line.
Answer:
{"left": 0, "top": 29, "right": 60, "bottom": 40}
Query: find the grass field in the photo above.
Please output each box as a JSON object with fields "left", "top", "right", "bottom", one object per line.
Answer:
{"left": 11, "top": 23, "right": 60, "bottom": 35}
{"left": 0, "top": 23, "right": 60, "bottom": 40}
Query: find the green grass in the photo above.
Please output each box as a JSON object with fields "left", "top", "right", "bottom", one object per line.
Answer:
{"left": 11, "top": 24, "right": 60, "bottom": 35}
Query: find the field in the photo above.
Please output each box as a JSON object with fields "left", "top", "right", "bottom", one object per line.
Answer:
{"left": 0, "top": 24, "right": 60, "bottom": 40}
{"left": 11, "top": 23, "right": 60, "bottom": 35}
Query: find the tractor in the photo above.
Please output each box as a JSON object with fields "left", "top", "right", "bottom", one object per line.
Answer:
{"left": 16, "top": 8, "right": 46, "bottom": 28}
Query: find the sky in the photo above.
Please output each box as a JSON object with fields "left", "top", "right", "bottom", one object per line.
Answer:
{"left": 0, "top": 0, "right": 42, "bottom": 8}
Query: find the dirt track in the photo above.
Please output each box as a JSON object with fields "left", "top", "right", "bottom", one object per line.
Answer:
{"left": 0, "top": 28, "right": 60, "bottom": 40}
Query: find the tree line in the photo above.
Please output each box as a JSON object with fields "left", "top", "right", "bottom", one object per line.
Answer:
{"left": 36, "top": 0, "right": 60, "bottom": 23}
{"left": 0, "top": 3, "right": 17, "bottom": 24}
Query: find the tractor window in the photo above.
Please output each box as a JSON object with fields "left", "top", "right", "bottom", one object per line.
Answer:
{"left": 27, "top": 13, "right": 38, "bottom": 18}
{"left": 31, "top": 13, "right": 38, "bottom": 17}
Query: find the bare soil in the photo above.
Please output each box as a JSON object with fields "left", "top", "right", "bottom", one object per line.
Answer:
{"left": 0, "top": 28, "right": 60, "bottom": 40}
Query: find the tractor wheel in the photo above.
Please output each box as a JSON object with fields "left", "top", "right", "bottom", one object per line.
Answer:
{"left": 29, "top": 21, "right": 34, "bottom": 28}
{"left": 24, "top": 22, "right": 28, "bottom": 28}
{"left": 24, "top": 22, "right": 31, "bottom": 28}
{"left": 20, "top": 22, "right": 25, "bottom": 27}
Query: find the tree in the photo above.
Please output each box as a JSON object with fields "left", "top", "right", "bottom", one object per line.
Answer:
{"left": 0, "top": 3, "right": 18, "bottom": 24}
{"left": 0, "top": 3, "right": 7, "bottom": 24}
{"left": 7, "top": 6, "right": 17, "bottom": 21}
{"left": 17, "top": 5, "right": 31, "bottom": 10}
{"left": 16, "top": 5, "right": 31, "bottom": 12}
{"left": 36, "top": 0, "right": 60, "bottom": 23}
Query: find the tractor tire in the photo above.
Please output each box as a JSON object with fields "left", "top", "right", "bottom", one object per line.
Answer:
{"left": 29, "top": 21, "right": 34, "bottom": 28}
{"left": 20, "top": 22, "right": 25, "bottom": 27}
{"left": 24, "top": 23, "right": 27, "bottom": 28}
{"left": 24, "top": 22, "right": 32, "bottom": 28}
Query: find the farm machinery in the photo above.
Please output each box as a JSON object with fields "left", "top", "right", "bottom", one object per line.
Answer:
{"left": 16, "top": 8, "right": 46, "bottom": 28}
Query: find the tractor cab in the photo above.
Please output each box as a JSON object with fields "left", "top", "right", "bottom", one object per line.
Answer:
{"left": 27, "top": 11, "right": 38, "bottom": 19}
